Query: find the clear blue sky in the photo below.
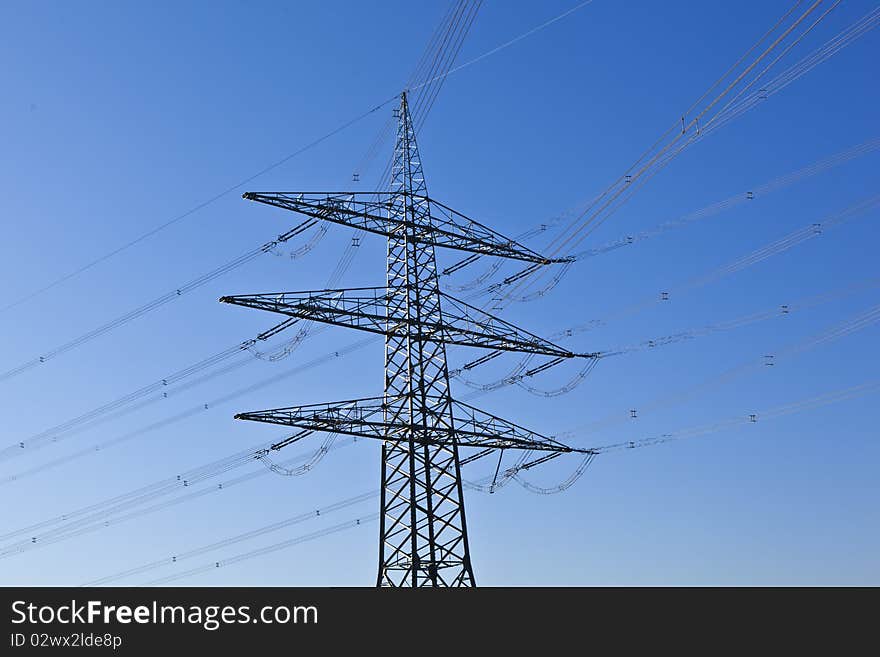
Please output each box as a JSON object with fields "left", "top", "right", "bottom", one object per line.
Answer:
{"left": 0, "top": 0, "right": 877, "bottom": 586}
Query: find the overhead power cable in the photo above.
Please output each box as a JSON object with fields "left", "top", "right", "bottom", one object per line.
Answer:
{"left": 3, "top": 3, "right": 872, "bottom": 576}
{"left": 10, "top": 282, "right": 880, "bottom": 555}
{"left": 496, "top": 0, "right": 859, "bottom": 304}
{"left": 89, "top": 376, "right": 880, "bottom": 585}
{"left": 0, "top": 98, "right": 397, "bottom": 316}
{"left": 457, "top": 277, "right": 880, "bottom": 400}
{"left": 0, "top": 335, "right": 376, "bottom": 479}
{"left": 5, "top": 281, "right": 879, "bottom": 562}
{"left": 554, "top": 195, "right": 879, "bottom": 325}
{"left": 0, "top": 219, "right": 320, "bottom": 383}
{"left": 0, "top": 436, "right": 362, "bottom": 558}
{"left": 513, "top": 377, "right": 880, "bottom": 495}
{"left": 142, "top": 515, "right": 380, "bottom": 586}
{"left": 569, "top": 138, "right": 879, "bottom": 262}
{"left": 407, "top": 0, "right": 595, "bottom": 93}
{"left": 558, "top": 7, "right": 880, "bottom": 265}
{"left": 585, "top": 379, "right": 880, "bottom": 457}
{"left": 563, "top": 298, "right": 880, "bottom": 440}
{"left": 542, "top": 0, "right": 834, "bottom": 256}
{"left": 371, "top": 0, "right": 483, "bottom": 188}
{"left": 3, "top": 0, "right": 586, "bottom": 315}
{"left": 0, "top": 0, "right": 480, "bottom": 387}
{"left": 81, "top": 490, "right": 378, "bottom": 586}
{"left": 454, "top": 195, "right": 879, "bottom": 392}
{"left": 6, "top": 188, "right": 875, "bottom": 478}
{"left": 409, "top": 1, "right": 483, "bottom": 128}
{"left": 463, "top": 137, "right": 879, "bottom": 303}
{"left": 0, "top": 0, "right": 484, "bottom": 470}
{"left": 445, "top": 136, "right": 879, "bottom": 294}
{"left": 0, "top": 319, "right": 300, "bottom": 461}
{"left": 356, "top": 0, "right": 481, "bottom": 179}
{"left": 1, "top": 0, "right": 857, "bottom": 400}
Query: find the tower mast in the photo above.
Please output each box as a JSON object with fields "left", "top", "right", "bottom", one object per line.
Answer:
{"left": 222, "top": 92, "right": 597, "bottom": 586}
{"left": 380, "top": 92, "right": 473, "bottom": 586}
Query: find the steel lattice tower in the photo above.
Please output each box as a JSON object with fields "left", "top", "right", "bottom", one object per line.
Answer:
{"left": 378, "top": 96, "right": 473, "bottom": 586}
{"left": 221, "top": 93, "right": 597, "bottom": 586}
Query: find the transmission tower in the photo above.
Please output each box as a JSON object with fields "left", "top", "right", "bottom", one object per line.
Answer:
{"left": 221, "top": 92, "right": 596, "bottom": 587}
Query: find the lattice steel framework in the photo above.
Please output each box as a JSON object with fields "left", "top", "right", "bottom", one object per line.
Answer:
{"left": 222, "top": 93, "right": 596, "bottom": 586}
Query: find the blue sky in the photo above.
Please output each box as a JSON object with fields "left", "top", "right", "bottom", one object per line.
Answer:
{"left": 0, "top": 0, "right": 877, "bottom": 585}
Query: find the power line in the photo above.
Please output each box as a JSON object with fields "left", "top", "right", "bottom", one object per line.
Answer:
{"left": 0, "top": 219, "right": 320, "bottom": 383}
{"left": 0, "top": 98, "right": 397, "bottom": 316}
{"left": 0, "top": 3, "right": 496, "bottom": 544}
{"left": 497, "top": 0, "right": 853, "bottom": 304}
{"left": 703, "top": 7, "right": 880, "bottom": 138}
{"left": 0, "top": 0, "right": 488, "bottom": 474}
{"left": 3, "top": 0, "right": 854, "bottom": 398}
{"left": 85, "top": 376, "right": 880, "bottom": 585}
{"left": 7, "top": 288, "right": 878, "bottom": 562}
{"left": 550, "top": 1, "right": 871, "bottom": 255}
{"left": 546, "top": 0, "right": 833, "bottom": 256}
{"left": 0, "top": 335, "right": 375, "bottom": 474}
{"left": 567, "top": 138, "right": 880, "bottom": 262}
{"left": 1, "top": 0, "right": 585, "bottom": 316}
{"left": 513, "top": 378, "right": 880, "bottom": 495}
{"left": 455, "top": 193, "right": 880, "bottom": 392}
{"left": 81, "top": 490, "right": 378, "bottom": 586}
{"left": 143, "top": 515, "right": 380, "bottom": 586}
{"left": 497, "top": 193, "right": 879, "bottom": 312}
{"left": 407, "top": 0, "right": 594, "bottom": 93}
{"left": 3, "top": 3, "right": 877, "bottom": 580}
{"left": 583, "top": 8, "right": 880, "bottom": 261}
{"left": 588, "top": 381, "right": 880, "bottom": 458}
{"left": 459, "top": 278, "right": 880, "bottom": 401}
{"left": 352, "top": 0, "right": 464, "bottom": 175}
{"left": 0, "top": 0, "right": 482, "bottom": 387}
{"left": 5, "top": 186, "right": 875, "bottom": 478}
{"left": 446, "top": 136, "right": 879, "bottom": 298}
{"left": 0, "top": 436, "right": 358, "bottom": 556}
{"left": 562, "top": 299, "right": 880, "bottom": 439}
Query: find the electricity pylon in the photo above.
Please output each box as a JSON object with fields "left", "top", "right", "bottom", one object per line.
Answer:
{"left": 221, "top": 92, "right": 596, "bottom": 587}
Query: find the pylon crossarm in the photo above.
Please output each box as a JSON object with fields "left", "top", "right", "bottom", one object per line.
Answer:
{"left": 425, "top": 196, "right": 560, "bottom": 263}
{"left": 220, "top": 287, "right": 590, "bottom": 359}
{"left": 220, "top": 287, "right": 391, "bottom": 335}
{"left": 234, "top": 396, "right": 577, "bottom": 454}
{"left": 450, "top": 398, "right": 576, "bottom": 453}
{"left": 241, "top": 191, "right": 558, "bottom": 264}
{"left": 439, "top": 294, "right": 596, "bottom": 359}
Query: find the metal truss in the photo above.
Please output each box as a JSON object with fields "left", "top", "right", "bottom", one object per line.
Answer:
{"left": 238, "top": 396, "right": 586, "bottom": 454}
{"left": 241, "top": 191, "right": 567, "bottom": 265}
{"left": 225, "top": 92, "right": 589, "bottom": 587}
{"left": 221, "top": 286, "right": 595, "bottom": 359}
